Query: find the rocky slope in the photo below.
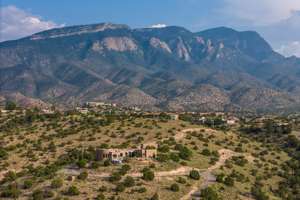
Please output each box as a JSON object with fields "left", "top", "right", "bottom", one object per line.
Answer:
{"left": 1, "top": 23, "right": 300, "bottom": 112}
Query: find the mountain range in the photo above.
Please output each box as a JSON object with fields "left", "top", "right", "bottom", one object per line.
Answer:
{"left": 1, "top": 23, "right": 300, "bottom": 112}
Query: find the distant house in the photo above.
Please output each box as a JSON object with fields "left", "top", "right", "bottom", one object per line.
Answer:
{"left": 41, "top": 109, "right": 55, "bottom": 114}
{"left": 86, "top": 102, "right": 110, "bottom": 107}
{"left": 96, "top": 144, "right": 157, "bottom": 161}
{"left": 169, "top": 114, "right": 179, "bottom": 120}
{"left": 76, "top": 107, "right": 89, "bottom": 114}
{"left": 0, "top": 109, "right": 8, "bottom": 114}
{"left": 226, "top": 116, "right": 239, "bottom": 125}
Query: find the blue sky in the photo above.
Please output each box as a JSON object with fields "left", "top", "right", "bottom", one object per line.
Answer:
{"left": 1, "top": 0, "right": 221, "bottom": 30}
{"left": 1, "top": 0, "right": 300, "bottom": 57}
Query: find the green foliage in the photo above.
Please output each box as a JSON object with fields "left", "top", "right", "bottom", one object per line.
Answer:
{"left": 0, "top": 148, "right": 8, "bottom": 159}
{"left": 142, "top": 167, "right": 155, "bottom": 181}
{"left": 76, "top": 159, "right": 87, "bottom": 168}
{"left": 189, "top": 170, "right": 200, "bottom": 180}
{"left": 224, "top": 176, "right": 234, "bottom": 186}
{"left": 3, "top": 171, "right": 17, "bottom": 182}
{"left": 51, "top": 178, "right": 63, "bottom": 188}
{"left": 150, "top": 193, "right": 159, "bottom": 200}
{"left": 109, "top": 172, "right": 122, "bottom": 182}
{"left": 251, "top": 187, "right": 269, "bottom": 200}
{"left": 158, "top": 145, "right": 170, "bottom": 153}
{"left": 177, "top": 177, "right": 187, "bottom": 184}
{"left": 123, "top": 176, "right": 135, "bottom": 187}
{"left": 5, "top": 101, "right": 16, "bottom": 110}
{"left": 216, "top": 173, "right": 225, "bottom": 183}
{"left": 232, "top": 156, "right": 248, "bottom": 167}
{"left": 201, "top": 148, "right": 211, "bottom": 156}
{"left": 32, "top": 189, "right": 54, "bottom": 200}
{"left": 90, "top": 161, "right": 100, "bottom": 169}
{"left": 23, "top": 179, "right": 34, "bottom": 189}
{"left": 103, "top": 159, "right": 111, "bottom": 166}
{"left": 175, "top": 144, "right": 192, "bottom": 160}
{"left": 200, "top": 187, "right": 221, "bottom": 200}
{"left": 119, "top": 164, "right": 131, "bottom": 175}
{"left": 156, "top": 153, "right": 169, "bottom": 162}
{"left": 115, "top": 183, "right": 126, "bottom": 192}
{"left": 169, "top": 152, "right": 180, "bottom": 162}
{"left": 66, "top": 185, "right": 80, "bottom": 196}
{"left": 136, "top": 187, "right": 147, "bottom": 193}
{"left": 77, "top": 171, "right": 88, "bottom": 180}
{"left": 96, "top": 193, "right": 106, "bottom": 200}
{"left": 99, "top": 186, "right": 107, "bottom": 192}
{"left": 1, "top": 183, "right": 21, "bottom": 198}
{"left": 170, "top": 183, "right": 180, "bottom": 192}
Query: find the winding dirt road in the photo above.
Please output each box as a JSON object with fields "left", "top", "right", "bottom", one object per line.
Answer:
{"left": 180, "top": 149, "right": 236, "bottom": 200}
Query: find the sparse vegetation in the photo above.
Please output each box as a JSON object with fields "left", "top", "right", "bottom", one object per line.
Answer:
{"left": 0, "top": 109, "right": 297, "bottom": 199}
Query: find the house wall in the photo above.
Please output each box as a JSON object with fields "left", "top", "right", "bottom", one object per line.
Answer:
{"left": 96, "top": 148, "right": 157, "bottom": 161}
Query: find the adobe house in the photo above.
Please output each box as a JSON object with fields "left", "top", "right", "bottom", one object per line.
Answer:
{"left": 96, "top": 144, "right": 157, "bottom": 161}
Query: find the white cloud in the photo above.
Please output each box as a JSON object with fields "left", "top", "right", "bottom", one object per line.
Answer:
{"left": 221, "top": 0, "right": 300, "bottom": 25}
{"left": 150, "top": 24, "right": 167, "bottom": 28}
{"left": 0, "top": 5, "right": 64, "bottom": 42}
{"left": 276, "top": 41, "right": 300, "bottom": 57}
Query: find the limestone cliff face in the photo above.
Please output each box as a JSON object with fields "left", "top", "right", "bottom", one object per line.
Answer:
{"left": 101, "top": 37, "right": 138, "bottom": 52}
{"left": 92, "top": 37, "right": 138, "bottom": 53}
{"left": 150, "top": 37, "right": 172, "bottom": 53}
{"left": 176, "top": 37, "right": 191, "bottom": 61}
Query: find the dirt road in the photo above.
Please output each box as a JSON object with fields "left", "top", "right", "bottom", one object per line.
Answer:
{"left": 180, "top": 149, "right": 236, "bottom": 200}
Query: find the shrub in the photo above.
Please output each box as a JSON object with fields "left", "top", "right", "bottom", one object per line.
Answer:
{"left": 5, "top": 101, "right": 16, "bottom": 110}
{"left": 51, "top": 178, "right": 63, "bottom": 188}
{"left": 178, "top": 146, "right": 193, "bottom": 160}
{"left": 251, "top": 187, "right": 269, "bottom": 200}
{"left": 119, "top": 164, "right": 131, "bottom": 175}
{"left": 216, "top": 173, "right": 225, "bottom": 183}
{"left": 77, "top": 171, "right": 88, "bottom": 180}
{"left": 137, "top": 187, "right": 147, "bottom": 193}
{"left": 157, "top": 153, "right": 169, "bottom": 162}
{"left": 170, "top": 153, "right": 180, "bottom": 162}
{"left": 177, "top": 177, "right": 187, "bottom": 184}
{"left": 66, "top": 185, "right": 80, "bottom": 196}
{"left": 150, "top": 192, "right": 159, "bottom": 200}
{"left": 200, "top": 187, "right": 221, "bottom": 200}
{"left": 32, "top": 190, "right": 44, "bottom": 200}
{"left": 109, "top": 172, "right": 122, "bottom": 182}
{"left": 189, "top": 170, "right": 200, "bottom": 180}
{"left": 23, "top": 179, "right": 34, "bottom": 189}
{"left": 123, "top": 176, "right": 135, "bottom": 187}
{"left": 103, "top": 159, "right": 111, "bottom": 166}
{"left": 4, "top": 171, "right": 17, "bottom": 182}
{"left": 115, "top": 183, "right": 126, "bottom": 192}
{"left": 201, "top": 149, "right": 211, "bottom": 156}
{"left": 158, "top": 145, "right": 170, "bottom": 153}
{"left": 99, "top": 186, "right": 107, "bottom": 192}
{"left": 76, "top": 159, "right": 87, "bottom": 168}
{"left": 1, "top": 183, "right": 21, "bottom": 198}
{"left": 232, "top": 156, "right": 248, "bottom": 167}
{"left": 0, "top": 148, "right": 8, "bottom": 159}
{"left": 142, "top": 168, "right": 155, "bottom": 181}
{"left": 96, "top": 193, "right": 106, "bottom": 200}
{"left": 91, "top": 161, "right": 100, "bottom": 169}
{"left": 224, "top": 176, "right": 234, "bottom": 186}
{"left": 170, "top": 183, "right": 180, "bottom": 192}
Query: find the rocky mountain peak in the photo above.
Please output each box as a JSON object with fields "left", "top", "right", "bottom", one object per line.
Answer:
{"left": 1, "top": 23, "right": 300, "bottom": 112}
{"left": 30, "top": 23, "right": 129, "bottom": 40}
